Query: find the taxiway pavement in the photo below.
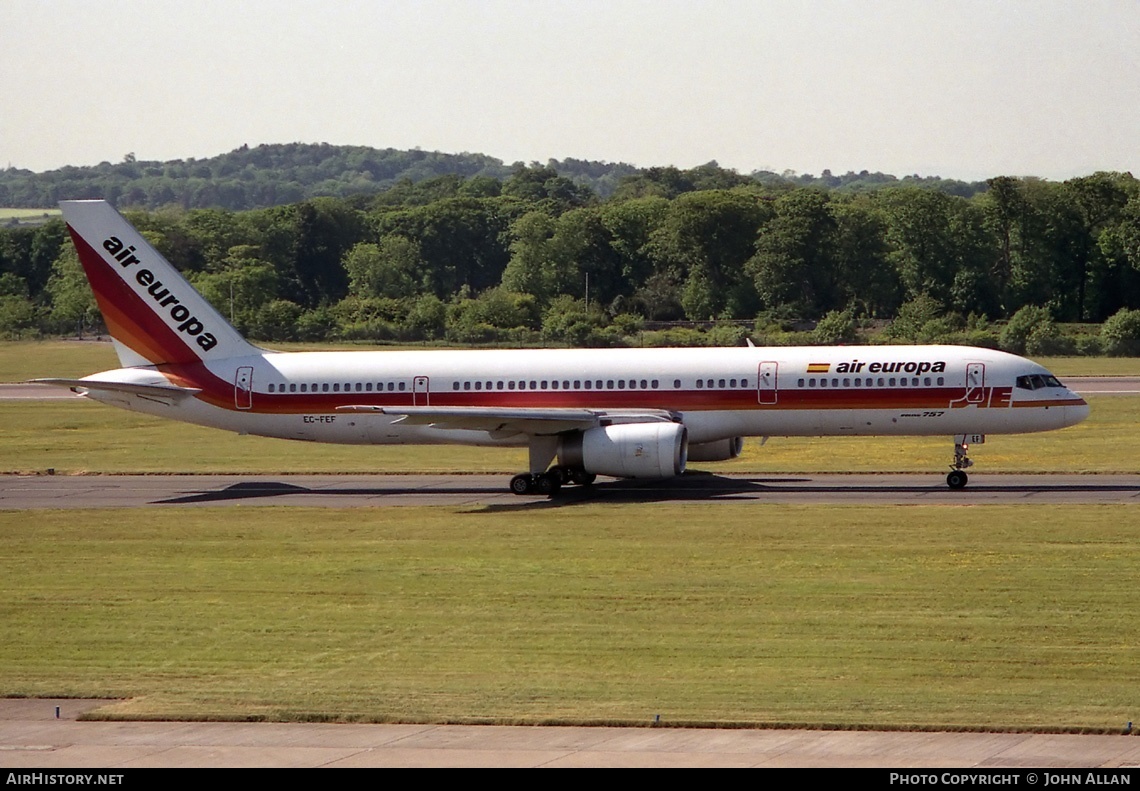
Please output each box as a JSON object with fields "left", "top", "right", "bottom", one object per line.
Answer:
{"left": 3, "top": 700, "right": 1139, "bottom": 768}
{"left": 3, "top": 472, "right": 1140, "bottom": 508}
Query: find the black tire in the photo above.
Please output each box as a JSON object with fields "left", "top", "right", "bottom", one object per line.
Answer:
{"left": 946, "top": 470, "right": 969, "bottom": 490}
{"left": 510, "top": 474, "right": 533, "bottom": 495}
{"left": 534, "top": 473, "right": 559, "bottom": 496}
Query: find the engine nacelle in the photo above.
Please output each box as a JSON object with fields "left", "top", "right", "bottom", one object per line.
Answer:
{"left": 686, "top": 436, "right": 744, "bottom": 462}
{"left": 559, "top": 422, "right": 688, "bottom": 479}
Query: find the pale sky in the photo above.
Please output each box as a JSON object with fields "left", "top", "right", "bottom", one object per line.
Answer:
{"left": 3, "top": 0, "right": 1138, "bottom": 181}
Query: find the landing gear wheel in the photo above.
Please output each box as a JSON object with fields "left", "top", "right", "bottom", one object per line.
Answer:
{"left": 572, "top": 471, "right": 596, "bottom": 486}
{"left": 946, "top": 470, "right": 969, "bottom": 490}
{"left": 534, "top": 473, "right": 561, "bottom": 496}
{"left": 510, "top": 474, "right": 533, "bottom": 495}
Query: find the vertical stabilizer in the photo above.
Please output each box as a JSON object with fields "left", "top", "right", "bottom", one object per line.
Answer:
{"left": 60, "top": 200, "right": 259, "bottom": 366}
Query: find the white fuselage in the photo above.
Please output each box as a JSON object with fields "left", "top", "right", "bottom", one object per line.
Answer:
{"left": 79, "top": 344, "right": 1090, "bottom": 449}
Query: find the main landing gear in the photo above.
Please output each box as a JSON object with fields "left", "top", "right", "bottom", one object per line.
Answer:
{"left": 509, "top": 466, "right": 597, "bottom": 496}
{"left": 947, "top": 437, "right": 975, "bottom": 490}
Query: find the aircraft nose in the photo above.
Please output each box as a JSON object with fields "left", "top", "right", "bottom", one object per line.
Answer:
{"left": 1065, "top": 396, "right": 1090, "bottom": 427}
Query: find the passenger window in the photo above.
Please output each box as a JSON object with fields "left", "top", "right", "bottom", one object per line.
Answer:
{"left": 289, "top": 384, "right": 297, "bottom": 393}
{"left": 937, "top": 377, "right": 944, "bottom": 386}
{"left": 496, "top": 382, "right": 503, "bottom": 390}
{"left": 475, "top": 381, "right": 482, "bottom": 390}
{"left": 333, "top": 383, "right": 340, "bottom": 392}
{"left": 798, "top": 378, "right": 805, "bottom": 387}
{"left": 674, "top": 380, "right": 681, "bottom": 388}
{"left": 696, "top": 380, "right": 704, "bottom": 389}
{"left": 843, "top": 378, "right": 850, "bottom": 387}
{"left": 718, "top": 379, "right": 726, "bottom": 388}
{"left": 322, "top": 383, "right": 330, "bottom": 392}
{"left": 651, "top": 380, "right": 659, "bottom": 388}
{"left": 452, "top": 382, "right": 460, "bottom": 391}
{"left": 399, "top": 382, "right": 406, "bottom": 391}
{"left": 300, "top": 384, "right": 307, "bottom": 392}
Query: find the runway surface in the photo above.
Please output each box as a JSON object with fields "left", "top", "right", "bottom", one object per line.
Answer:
{"left": 3, "top": 376, "right": 1139, "bottom": 401}
{"left": 3, "top": 472, "right": 1140, "bottom": 508}
{"left": 3, "top": 700, "right": 1139, "bottom": 768}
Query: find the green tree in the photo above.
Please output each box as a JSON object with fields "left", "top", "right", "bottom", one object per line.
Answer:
{"left": 1101, "top": 307, "right": 1140, "bottom": 356}
{"left": 45, "top": 246, "right": 100, "bottom": 336}
{"left": 749, "top": 190, "right": 839, "bottom": 317}
{"left": 188, "top": 254, "right": 279, "bottom": 333}
{"left": 343, "top": 237, "right": 422, "bottom": 299}
{"left": 654, "top": 190, "right": 770, "bottom": 319}
{"left": 1000, "top": 305, "right": 1057, "bottom": 355}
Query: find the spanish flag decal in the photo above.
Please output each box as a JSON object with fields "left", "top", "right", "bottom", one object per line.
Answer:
{"left": 807, "top": 362, "right": 830, "bottom": 373}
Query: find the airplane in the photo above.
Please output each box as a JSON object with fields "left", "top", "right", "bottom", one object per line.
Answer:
{"left": 34, "top": 200, "right": 1090, "bottom": 495}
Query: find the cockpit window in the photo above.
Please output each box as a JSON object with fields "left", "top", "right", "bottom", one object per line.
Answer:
{"left": 1016, "top": 374, "right": 1064, "bottom": 390}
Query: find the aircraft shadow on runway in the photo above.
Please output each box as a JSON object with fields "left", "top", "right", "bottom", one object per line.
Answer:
{"left": 150, "top": 475, "right": 1140, "bottom": 508}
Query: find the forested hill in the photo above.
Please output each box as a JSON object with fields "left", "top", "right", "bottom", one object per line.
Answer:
{"left": 0, "top": 142, "right": 983, "bottom": 211}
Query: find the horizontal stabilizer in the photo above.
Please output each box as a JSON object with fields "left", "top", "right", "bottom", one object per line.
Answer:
{"left": 30, "top": 378, "right": 202, "bottom": 399}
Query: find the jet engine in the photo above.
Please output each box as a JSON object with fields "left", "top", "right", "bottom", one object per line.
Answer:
{"left": 559, "top": 422, "right": 687, "bottom": 479}
{"left": 686, "top": 436, "right": 744, "bottom": 462}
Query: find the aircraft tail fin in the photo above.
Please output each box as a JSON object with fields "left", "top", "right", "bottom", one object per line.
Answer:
{"left": 59, "top": 200, "right": 259, "bottom": 367}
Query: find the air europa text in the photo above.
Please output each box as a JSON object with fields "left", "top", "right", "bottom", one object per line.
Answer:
{"left": 835, "top": 360, "right": 947, "bottom": 374}
{"left": 102, "top": 236, "right": 218, "bottom": 351}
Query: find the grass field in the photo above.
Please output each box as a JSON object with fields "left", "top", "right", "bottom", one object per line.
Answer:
{"left": 0, "top": 208, "right": 61, "bottom": 219}
{"left": 2, "top": 504, "right": 1137, "bottom": 730}
{"left": 4, "top": 339, "right": 1138, "bottom": 731}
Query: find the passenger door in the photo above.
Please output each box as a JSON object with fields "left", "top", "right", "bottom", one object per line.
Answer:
{"left": 757, "top": 361, "right": 778, "bottom": 405}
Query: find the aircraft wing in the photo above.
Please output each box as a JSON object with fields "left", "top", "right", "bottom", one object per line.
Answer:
{"left": 334, "top": 405, "right": 679, "bottom": 436}
{"left": 29, "top": 378, "right": 202, "bottom": 399}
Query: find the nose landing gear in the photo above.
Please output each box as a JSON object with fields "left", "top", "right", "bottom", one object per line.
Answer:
{"left": 947, "top": 435, "right": 978, "bottom": 489}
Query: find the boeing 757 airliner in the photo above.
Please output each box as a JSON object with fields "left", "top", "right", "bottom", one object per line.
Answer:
{"left": 35, "top": 200, "right": 1089, "bottom": 494}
